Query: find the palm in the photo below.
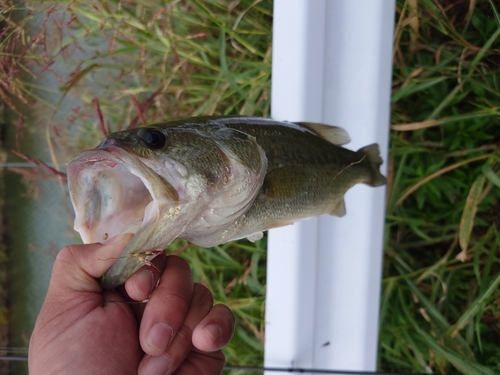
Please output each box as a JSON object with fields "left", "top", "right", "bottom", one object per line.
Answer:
{"left": 31, "top": 290, "right": 141, "bottom": 374}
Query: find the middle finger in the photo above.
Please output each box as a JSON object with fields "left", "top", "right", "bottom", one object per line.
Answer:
{"left": 139, "top": 256, "right": 194, "bottom": 357}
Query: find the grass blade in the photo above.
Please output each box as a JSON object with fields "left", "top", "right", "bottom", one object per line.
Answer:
{"left": 449, "top": 272, "right": 500, "bottom": 339}
{"left": 457, "top": 175, "right": 487, "bottom": 261}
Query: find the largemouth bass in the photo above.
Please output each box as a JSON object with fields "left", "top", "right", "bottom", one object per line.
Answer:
{"left": 68, "top": 116, "right": 386, "bottom": 290}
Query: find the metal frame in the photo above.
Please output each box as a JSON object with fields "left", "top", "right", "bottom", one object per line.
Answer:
{"left": 265, "top": 0, "right": 395, "bottom": 373}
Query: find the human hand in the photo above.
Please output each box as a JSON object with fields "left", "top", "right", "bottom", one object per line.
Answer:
{"left": 28, "top": 234, "right": 235, "bottom": 375}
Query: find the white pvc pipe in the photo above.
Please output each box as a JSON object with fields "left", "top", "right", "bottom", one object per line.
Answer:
{"left": 265, "top": 0, "right": 394, "bottom": 373}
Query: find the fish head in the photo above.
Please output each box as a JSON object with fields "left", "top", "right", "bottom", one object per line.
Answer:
{"left": 68, "top": 127, "right": 180, "bottom": 245}
{"left": 67, "top": 123, "right": 267, "bottom": 289}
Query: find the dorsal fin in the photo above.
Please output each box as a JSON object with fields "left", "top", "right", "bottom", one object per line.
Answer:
{"left": 297, "top": 122, "right": 351, "bottom": 146}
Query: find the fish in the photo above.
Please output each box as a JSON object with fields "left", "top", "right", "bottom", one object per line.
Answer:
{"left": 67, "top": 116, "right": 386, "bottom": 290}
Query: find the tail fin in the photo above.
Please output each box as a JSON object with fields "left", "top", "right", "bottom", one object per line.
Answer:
{"left": 358, "top": 144, "right": 387, "bottom": 187}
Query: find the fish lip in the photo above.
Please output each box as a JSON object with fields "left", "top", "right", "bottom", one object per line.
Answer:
{"left": 68, "top": 146, "right": 137, "bottom": 173}
{"left": 67, "top": 145, "right": 155, "bottom": 192}
{"left": 68, "top": 146, "right": 162, "bottom": 244}
{"left": 67, "top": 148, "right": 120, "bottom": 184}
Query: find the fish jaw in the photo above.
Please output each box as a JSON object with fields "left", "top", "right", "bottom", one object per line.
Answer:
{"left": 68, "top": 147, "right": 178, "bottom": 244}
{"left": 68, "top": 146, "right": 189, "bottom": 288}
{"left": 69, "top": 149, "right": 143, "bottom": 243}
{"left": 100, "top": 199, "right": 204, "bottom": 289}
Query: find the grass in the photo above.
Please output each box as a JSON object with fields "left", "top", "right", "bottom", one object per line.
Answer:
{"left": 1, "top": 0, "right": 500, "bottom": 374}
{"left": 384, "top": 0, "right": 500, "bottom": 373}
{"left": 0, "top": 101, "right": 9, "bottom": 375}
{"left": 172, "top": 238, "right": 267, "bottom": 368}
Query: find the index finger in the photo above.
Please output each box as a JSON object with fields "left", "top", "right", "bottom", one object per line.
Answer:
{"left": 139, "top": 256, "right": 193, "bottom": 357}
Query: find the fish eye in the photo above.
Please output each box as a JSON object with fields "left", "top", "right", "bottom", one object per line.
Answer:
{"left": 138, "top": 128, "right": 167, "bottom": 149}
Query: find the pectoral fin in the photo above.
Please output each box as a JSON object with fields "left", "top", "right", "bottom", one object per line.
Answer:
{"left": 247, "top": 232, "right": 263, "bottom": 242}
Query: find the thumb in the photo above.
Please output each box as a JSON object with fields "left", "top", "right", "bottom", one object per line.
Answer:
{"left": 50, "top": 233, "right": 134, "bottom": 294}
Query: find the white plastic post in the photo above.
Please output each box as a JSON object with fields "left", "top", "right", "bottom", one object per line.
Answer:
{"left": 264, "top": 0, "right": 394, "bottom": 373}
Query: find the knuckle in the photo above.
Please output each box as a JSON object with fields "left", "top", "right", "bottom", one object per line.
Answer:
{"left": 54, "top": 245, "right": 79, "bottom": 267}
{"left": 164, "top": 290, "right": 191, "bottom": 312}
{"left": 175, "top": 322, "right": 194, "bottom": 347}
{"left": 166, "top": 255, "right": 192, "bottom": 274}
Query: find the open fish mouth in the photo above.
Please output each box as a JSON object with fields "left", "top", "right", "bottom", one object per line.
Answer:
{"left": 67, "top": 147, "right": 163, "bottom": 245}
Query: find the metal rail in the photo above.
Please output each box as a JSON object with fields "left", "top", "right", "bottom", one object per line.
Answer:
{"left": 266, "top": 0, "right": 394, "bottom": 373}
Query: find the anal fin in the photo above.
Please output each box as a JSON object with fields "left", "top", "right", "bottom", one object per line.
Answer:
{"left": 330, "top": 199, "right": 346, "bottom": 217}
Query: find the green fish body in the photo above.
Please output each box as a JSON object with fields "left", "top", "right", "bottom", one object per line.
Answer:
{"left": 68, "top": 116, "right": 386, "bottom": 289}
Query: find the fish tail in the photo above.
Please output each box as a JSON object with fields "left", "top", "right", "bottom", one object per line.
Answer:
{"left": 357, "top": 144, "right": 387, "bottom": 187}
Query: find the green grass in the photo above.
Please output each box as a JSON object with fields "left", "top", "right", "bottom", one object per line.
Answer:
{"left": 172, "top": 238, "right": 267, "bottom": 368}
{"left": 2, "top": 0, "right": 500, "bottom": 374}
{"left": 385, "top": 1, "right": 500, "bottom": 373}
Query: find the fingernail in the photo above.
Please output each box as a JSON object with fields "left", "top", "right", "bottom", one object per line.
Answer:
{"left": 147, "top": 322, "right": 173, "bottom": 354}
{"left": 139, "top": 354, "right": 171, "bottom": 375}
{"left": 134, "top": 270, "right": 154, "bottom": 297}
{"left": 203, "top": 323, "right": 222, "bottom": 343}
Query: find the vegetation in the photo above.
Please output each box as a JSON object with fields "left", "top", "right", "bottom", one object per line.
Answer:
{"left": 1, "top": 0, "right": 499, "bottom": 374}
{"left": 385, "top": 1, "right": 500, "bottom": 373}
{"left": 0, "top": 106, "right": 9, "bottom": 375}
